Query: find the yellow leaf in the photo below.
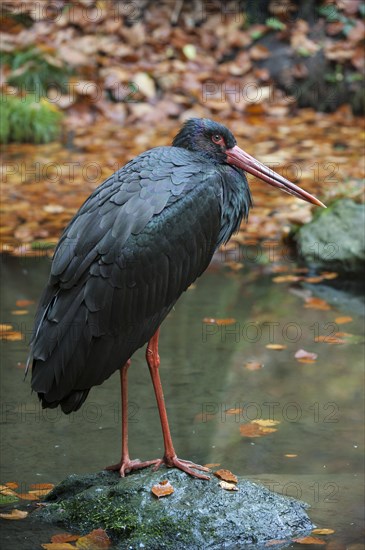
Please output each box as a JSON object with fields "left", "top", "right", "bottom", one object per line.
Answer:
{"left": 311, "top": 529, "right": 335, "bottom": 535}
{"left": 0, "top": 509, "right": 28, "bottom": 520}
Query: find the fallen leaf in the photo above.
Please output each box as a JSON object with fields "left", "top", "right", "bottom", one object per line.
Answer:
{"left": 29, "top": 489, "right": 53, "bottom": 497}
{"left": 304, "top": 276, "right": 324, "bottom": 283}
{"left": 76, "top": 528, "right": 111, "bottom": 549}
{"left": 151, "top": 480, "right": 174, "bottom": 499}
{"left": 4, "top": 482, "right": 18, "bottom": 490}
{"left": 272, "top": 275, "right": 301, "bottom": 283}
{"left": 30, "top": 483, "right": 55, "bottom": 490}
{"left": 17, "top": 493, "right": 39, "bottom": 501}
{"left": 0, "top": 485, "right": 18, "bottom": 496}
{"left": 0, "top": 509, "right": 28, "bottom": 520}
{"left": 202, "top": 317, "right": 236, "bottom": 325}
{"left": 0, "top": 331, "right": 23, "bottom": 341}
{"left": 266, "top": 344, "right": 287, "bottom": 350}
{"left": 315, "top": 336, "right": 345, "bottom": 345}
{"left": 252, "top": 419, "right": 280, "bottom": 427}
{"left": 15, "top": 300, "right": 34, "bottom": 307}
{"left": 214, "top": 469, "right": 238, "bottom": 483}
{"left": 219, "top": 480, "right": 238, "bottom": 491}
{"left": 204, "top": 463, "right": 220, "bottom": 469}
{"left": 11, "top": 310, "right": 29, "bottom": 315}
{"left": 244, "top": 361, "right": 263, "bottom": 370}
{"left": 334, "top": 316, "right": 353, "bottom": 325}
{"left": 295, "top": 349, "right": 318, "bottom": 361}
{"left": 51, "top": 534, "right": 80, "bottom": 544}
{"left": 321, "top": 272, "right": 338, "bottom": 280}
{"left": 0, "top": 324, "right": 13, "bottom": 331}
{"left": 293, "top": 536, "right": 326, "bottom": 544}
{"left": 304, "top": 297, "right": 331, "bottom": 310}
{"left": 285, "top": 454, "right": 298, "bottom": 458}
{"left": 240, "top": 422, "right": 278, "bottom": 437}
{"left": 311, "top": 529, "right": 335, "bottom": 535}
{"left": 42, "top": 544, "right": 76, "bottom": 550}
{"left": 225, "top": 408, "right": 244, "bottom": 415}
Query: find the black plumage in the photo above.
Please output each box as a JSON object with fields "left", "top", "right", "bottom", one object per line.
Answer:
{"left": 29, "top": 118, "right": 323, "bottom": 478}
{"left": 30, "top": 119, "right": 251, "bottom": 413}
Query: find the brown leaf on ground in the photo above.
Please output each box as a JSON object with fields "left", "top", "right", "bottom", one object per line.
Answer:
{"left": 266, "top": 344, "right": 287, "bottom": 350}
{"left": 214, "top": 469, "right": 238, "bottom": 483}
{"left": 51, "top": 534, "right": 80, "bottom": 544}
{"left": 0, "top": 509, "right": 28, "bottom": 520}
{"left": 151, "top": 480, "right": 174, "bottom": 499}
{"left": 75, "top": 528, "right": 111, "bottom": 549}
{"left": 42, "top": 544, "right": 76, "bottom": 550}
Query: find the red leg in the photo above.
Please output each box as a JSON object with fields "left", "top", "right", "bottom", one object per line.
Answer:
{"left": 146, "top": 329, "right": 210, "bottom": 480}
{"left": 105, "top": 359, "right": 159, "bottom": 476}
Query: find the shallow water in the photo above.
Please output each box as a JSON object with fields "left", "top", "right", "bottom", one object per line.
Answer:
{"left": 0, "top": 254, "right": 364, "bottom": 549}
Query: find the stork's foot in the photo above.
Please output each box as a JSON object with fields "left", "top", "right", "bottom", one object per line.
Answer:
{"left": 105, "top": 458, "right": 160, "bottom": 477}
{"left": 153, "top": 455, "right": 211, "bottom": 480}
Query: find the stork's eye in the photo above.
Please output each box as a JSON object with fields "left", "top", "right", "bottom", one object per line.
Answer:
{"left": 212, "top": 134, "right": 224, "bottom": 145}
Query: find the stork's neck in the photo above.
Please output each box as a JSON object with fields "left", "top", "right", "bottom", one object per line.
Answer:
{"left": 217, "top": 165, "right": 252, "bottom": 247}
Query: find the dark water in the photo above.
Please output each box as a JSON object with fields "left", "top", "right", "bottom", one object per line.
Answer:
{"left": 1, "top": 254, "right": 364, "bottom": 549}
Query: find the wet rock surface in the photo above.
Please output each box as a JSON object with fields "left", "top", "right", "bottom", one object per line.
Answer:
{"left": 296, "top": 199, "right": 365, "bottom": 273}
{"left": 34, "top": 468, "right": 313, "bottom": 549}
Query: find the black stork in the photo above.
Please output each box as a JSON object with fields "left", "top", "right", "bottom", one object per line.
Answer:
{"left": 29, "top": 118, "right": 325, "bottom": 480}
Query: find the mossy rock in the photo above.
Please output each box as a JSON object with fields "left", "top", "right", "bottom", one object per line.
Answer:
{"left": 295, "top": 199, "right": 365, "bottom": 273}
{"left": 34, "top": 469, "right": 313, "bottom": 549}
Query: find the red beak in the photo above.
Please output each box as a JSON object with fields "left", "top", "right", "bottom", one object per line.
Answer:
{"left": 226, "top": 145, "right": 326, "bottom": 208}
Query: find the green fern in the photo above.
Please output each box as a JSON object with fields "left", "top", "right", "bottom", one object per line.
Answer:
{"left": 0, "top": 94, "right": 63, "bottom": 144}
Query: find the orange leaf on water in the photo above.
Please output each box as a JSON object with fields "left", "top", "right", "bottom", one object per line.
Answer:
{"left": 0, "top": 509, "right": 28, "bottom": 520}
{"left": 334, "top": 316, "right": 353, "bottom": 325}
{"left": 15, "top": 300, "right": 34, "bottom": 307}
{"left": 304, "top": 297, "right": 331, "bottom": 310}
{"left": 311, "top": 529, "right": 335, "bottom": 535}
{"left": 30, "top": 483, "right": 55, "bottom": 490}
{"left": 151, "top": 480, "right": 174, "bottom": 499}
{"left": 266, "top": 344, "right": 287, "bottom": 350}
{"left": 315, "top": 335, "right": 345, "bottom": 344}
{"left": 202, "top": 317, "right": 236, "bottom": 325}
{"left": 244, "top": 361, "right": 263, "bottom": 370}
{"left": 4, "top": 482, "right": 19, "bottom": 490}
{"left": 295, "top": 349, "right": 318, "bottom": 361}
{"left": 272, "top": 275, "right": 301, "bottom": 283}
{"left": 293, "top": 536, "right": 325, "bottom": 544}
{"left": 17, "top": 493, "right": 39, "bottom": 501}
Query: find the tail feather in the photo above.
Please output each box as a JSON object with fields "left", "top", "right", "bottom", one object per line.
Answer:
{"left": 38, "top": 389, "right": 90, "bottom": 414}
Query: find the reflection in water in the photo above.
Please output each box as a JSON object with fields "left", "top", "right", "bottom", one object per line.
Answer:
{"left": 1, "top": 254, "right": 364, "bottom": 547}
